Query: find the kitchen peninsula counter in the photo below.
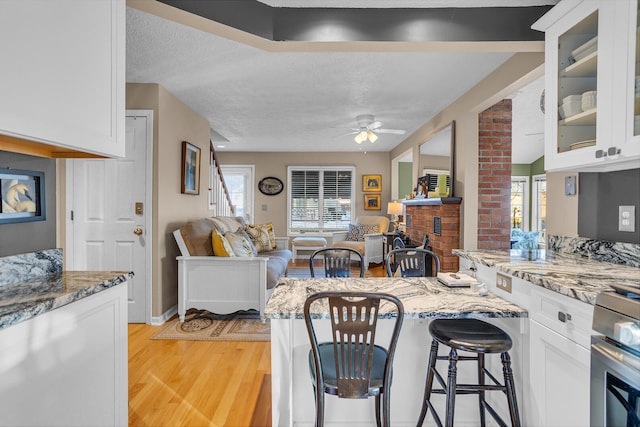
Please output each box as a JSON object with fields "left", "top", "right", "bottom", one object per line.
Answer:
{"left": 265, "top": 276, "right": 527, "bottom": 427}
{"left": 264, "top": 276, "right": 526, "bottom": 319}
{"left": 0, "top": 249, "right": 129, "bottom": 426}
{"left": 454, "top": 248, "right": 639, "bottom": 305}
{"left": 0, "top": 270, "right": 130, "bottom": 330}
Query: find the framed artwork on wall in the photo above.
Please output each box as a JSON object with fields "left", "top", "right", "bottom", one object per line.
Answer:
{"left": 258, "top": 176, "right": 284, "bottom": 196}
{"left": 0, "top": 168, "right": 45, "bottom": 224}
{"left": 364, "top": 194, "right": 381, "bottom": 210}
{"left": 181, "top": 141, "right": 201, "bottom": 195}
{"left": 362, "top": 174, "right": 381, "bottom": 192}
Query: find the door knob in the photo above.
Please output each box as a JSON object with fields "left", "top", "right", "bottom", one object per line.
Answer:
{"left": 133, "top": 228, "right": 143, "bottom": 236}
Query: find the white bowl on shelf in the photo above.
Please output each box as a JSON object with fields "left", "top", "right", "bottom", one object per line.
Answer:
{"left": 570, "top": 36, "right": 598, "bottom": 62}
{"left": 581, "top": 91, "right": 597, "bottom": 111}
{"left": 563, "top": 94, "right": 582, "bottom": 104}
{"left": 559, "top": 99, "right": 583, "bottom": 119}
{"left": 569, "top": 139, "right": 596, "bottom": 150}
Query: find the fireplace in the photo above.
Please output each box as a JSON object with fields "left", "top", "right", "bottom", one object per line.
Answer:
{"left": 403, "top": 198, "right": 461, "bottom": 272}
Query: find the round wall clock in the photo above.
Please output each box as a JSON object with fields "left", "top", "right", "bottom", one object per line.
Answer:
{"left": 258, "top": 176, "right": 284, "bottom": 195}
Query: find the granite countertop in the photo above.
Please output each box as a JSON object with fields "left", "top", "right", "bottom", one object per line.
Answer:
{"left": 453, "top": 249, "right": 640, "bottom": 305}
{"left": 0, "top": 271, "right": 130, "bottom": 330}
{"left": 263, "top": 277, "right": 526, "bottom": 319}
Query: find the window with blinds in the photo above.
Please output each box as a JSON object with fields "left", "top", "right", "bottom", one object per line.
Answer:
{"left": 420, "top": 170, "right": 451, "bottom": 192}
{"left": 288, "top": 166, "right": 354, "bottom": 234}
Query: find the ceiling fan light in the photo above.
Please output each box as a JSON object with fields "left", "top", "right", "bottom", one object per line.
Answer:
{"left": 367, "top": 131, "right": 378, "bottom": 143}
{"left": 354, "top": 131, "right": 367, "bottom": 144}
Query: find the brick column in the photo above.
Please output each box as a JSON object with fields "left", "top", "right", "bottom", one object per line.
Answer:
{"left": 477, "top": 99, "right": 512, "bottom": 250}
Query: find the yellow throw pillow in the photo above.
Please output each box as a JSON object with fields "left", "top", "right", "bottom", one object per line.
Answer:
{"left": 211, "top": 229, "right": 236, "bottom": 257}
{"left": 244, "top": 224, "right": 273, "bottom": 253}
{"left": 259, "top": 222, "right": 276, "bottom": 248}
{"left": 225, "top": 232, "right": 255, "bottom": 257}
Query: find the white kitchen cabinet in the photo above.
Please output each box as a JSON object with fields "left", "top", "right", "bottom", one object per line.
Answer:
{"left": 528, "top": 285, "right": 594, "bottom": 427}
{"left": 0, "top": 284, "right": 128, "bottom": 427}
{"left": 529, "top": 320, "right": 591, "bottom": 427}
{"left": 0, "top": 0, "right": 125, "bottom": 158}
{"left": 533, "top": 0, "right": 640, "bottom": 172}
{"left": 618, "top": 0, "right": 640, "bottom": 159}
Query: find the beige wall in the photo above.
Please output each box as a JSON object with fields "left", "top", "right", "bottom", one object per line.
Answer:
{"left": 420, "top": 154, "right": 450, "bottom": 172}
{"left": 127, "top": 83, "right": 212, "bottom": 317}
{"left": 546, "top": 171, "right": 579, "bottom": 238}
{"left": 391, "top": 52, "right": 547, "bottom": 249}
{"left": 216, "top": 151, "right": 391, "bottom": 238}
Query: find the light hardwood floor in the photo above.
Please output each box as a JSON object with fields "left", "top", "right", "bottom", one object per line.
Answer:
{"left": 128, "top": 263, "right": 387, "bottom": 427}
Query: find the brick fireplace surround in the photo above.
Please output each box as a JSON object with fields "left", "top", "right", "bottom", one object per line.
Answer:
{"left": 404, "top": 198, "right": 462, "bottom": 272}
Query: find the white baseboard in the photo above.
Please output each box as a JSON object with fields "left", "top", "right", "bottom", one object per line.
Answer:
{"left": 150, "top": 305, "right": 177, "bottom": 326}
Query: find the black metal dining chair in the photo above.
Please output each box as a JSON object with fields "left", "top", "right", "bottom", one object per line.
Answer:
{"left": 304, "top": 291, "right": 405, "bottom": 427}
{"left": 385, "top": 248, "right": 440, "bottom": 277}
{"left": 309, "top": 247, "right": 364, "bottom": 278}
{"left": 392, "top": 236, "right": 406, "bottom": 249}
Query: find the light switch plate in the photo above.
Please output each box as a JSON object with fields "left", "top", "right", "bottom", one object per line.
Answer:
{"left": 565, "top": 175, "right": 576, "bottom": 196}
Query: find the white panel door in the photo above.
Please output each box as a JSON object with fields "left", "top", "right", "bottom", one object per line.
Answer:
{"left": 69, "top": 113, "right": 151, "bottom": 323}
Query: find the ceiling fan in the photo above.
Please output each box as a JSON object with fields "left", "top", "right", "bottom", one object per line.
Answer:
{"left": 346, "top": 114, "right": 406, "bottom": 144}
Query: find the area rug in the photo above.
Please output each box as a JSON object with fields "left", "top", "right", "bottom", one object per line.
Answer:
{"left": 287, "top": 263, "right": 379, "bottom": 278}
{"left": 151, "top": 308, "right": 270, "bottom": 341}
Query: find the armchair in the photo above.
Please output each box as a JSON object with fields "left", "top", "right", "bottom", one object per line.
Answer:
{"left": 331, "top": 216, "right": 390, "bottom": 270}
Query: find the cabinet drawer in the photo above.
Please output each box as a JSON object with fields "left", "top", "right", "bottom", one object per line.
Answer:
{"left": 530, "top": 285, "right": 594, "bottom": 348}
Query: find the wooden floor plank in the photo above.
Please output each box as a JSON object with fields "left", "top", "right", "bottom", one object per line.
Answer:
{"left": 128, "top": 263, "right": 387, "bottom": 426}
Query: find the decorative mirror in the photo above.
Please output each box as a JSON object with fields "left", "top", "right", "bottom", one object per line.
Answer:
{"left": 418, "top": 121, "right": 455, "bottom": 197}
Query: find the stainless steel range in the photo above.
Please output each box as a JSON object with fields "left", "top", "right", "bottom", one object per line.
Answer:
{"left": 591, "top": 283, "right": 640, "bottom": 427}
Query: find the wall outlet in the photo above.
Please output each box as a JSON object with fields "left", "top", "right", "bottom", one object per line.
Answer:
{"left": 496, "top": 272, "right": 512, "bottom": 294}
{"left": 619, "top": 206, "right": 636, "bottom": 232}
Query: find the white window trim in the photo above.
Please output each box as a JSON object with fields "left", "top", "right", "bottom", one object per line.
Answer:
{"left": 287, "top": 165, "right": 356, "bottom": 236}
{"left": 220, "top": 164, "right": 255, "bottom": 222}
{"left": 531, "top": 174, "right": 546, "bottom": 244}
{"left": 511, "top": 176, "right": 529, "bottom": 231}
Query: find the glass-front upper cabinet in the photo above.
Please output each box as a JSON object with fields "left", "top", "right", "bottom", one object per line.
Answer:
{"left": 534, "top": 0, "right": 639, "bottom": 172}
{"left": 556, "top": 10, "right": 598, "bottom": 156}
{"left": 624, "top": 0, "right": 640, "bottom": 156}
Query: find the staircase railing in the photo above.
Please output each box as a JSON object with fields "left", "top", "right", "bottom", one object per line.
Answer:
{"left": 209, "top": 141, "right": 235, "bottom": 216}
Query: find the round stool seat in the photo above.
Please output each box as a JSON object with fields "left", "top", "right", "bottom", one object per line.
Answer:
{"left": 429, "top": 319, "right": 512, "bottom": 354}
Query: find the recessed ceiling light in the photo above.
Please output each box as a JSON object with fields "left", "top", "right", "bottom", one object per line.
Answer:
{"left": 216, "top": 145, "right": 226, "bottom": 148}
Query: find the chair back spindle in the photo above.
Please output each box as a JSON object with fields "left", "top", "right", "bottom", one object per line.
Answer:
{"left": 386, "top": 248, "right": 441, "bottom": 277}
{"left": 310, "top": 248, "right": 364, "bottom": 278}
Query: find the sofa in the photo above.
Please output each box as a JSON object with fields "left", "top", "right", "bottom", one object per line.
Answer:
{"left": 173, "top": 216, "right": 291, "bottom": 321}
{"left": 331, "top": 215, "right": 390, "bottom": 270}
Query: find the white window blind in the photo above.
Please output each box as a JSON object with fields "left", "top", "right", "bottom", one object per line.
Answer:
{"left": 532, "top": 174, "right": 547, "bottom": 243}
{"left": 288, "top": 166, "right": 354, "bottom": 234}
{"left": 511, "top": 176, "right": 529, "bottom": 230}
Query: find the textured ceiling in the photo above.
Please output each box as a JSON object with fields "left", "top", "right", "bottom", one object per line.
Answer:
{"left": 126, "top": 3, "right": 548, "bottom": 158}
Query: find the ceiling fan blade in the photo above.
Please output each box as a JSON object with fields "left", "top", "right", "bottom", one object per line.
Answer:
{"left": 338, "top": 130, "right": 359, "bottom": 137}
{"left": 376, "top": 128, "right": 406, "bottom": 135}
{"left": 368, "top": 120, "right": 384, "bottom": 130}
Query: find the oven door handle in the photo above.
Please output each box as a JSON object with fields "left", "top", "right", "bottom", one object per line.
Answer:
{"left": 592, "top": 338, "right": 640, "bottom": 373}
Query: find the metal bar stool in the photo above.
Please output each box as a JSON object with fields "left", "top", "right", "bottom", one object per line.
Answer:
{"left": 416, "top": 318, "right": 521, "bottom": 427}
